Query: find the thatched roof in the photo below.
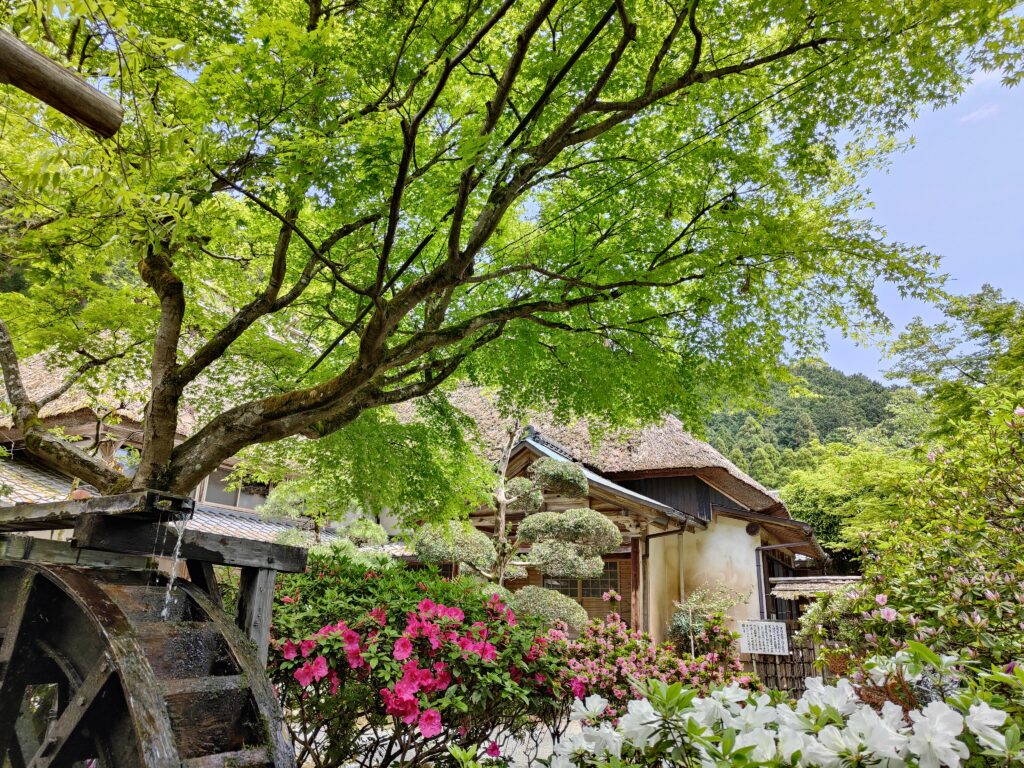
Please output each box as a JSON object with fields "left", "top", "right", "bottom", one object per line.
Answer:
{"left": 770, "top": 576, "right": 862, "bottom": 600}
{"left": 0, "top": 354, "right": 195, "bottom": 435}
{"left": 445, "top": 386, "right": 782, "bottom": 514}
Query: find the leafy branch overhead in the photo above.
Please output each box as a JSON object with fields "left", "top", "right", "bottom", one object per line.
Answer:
{"left": 1, "top": 0, "right": 1021, "bottom": 501}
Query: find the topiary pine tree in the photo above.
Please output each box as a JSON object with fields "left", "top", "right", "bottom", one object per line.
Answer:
{"left": 415, "top": 424, "right": 622, "bottom": 629}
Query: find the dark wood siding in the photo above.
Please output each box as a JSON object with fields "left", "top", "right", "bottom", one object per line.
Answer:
{"left": 616, "top": 476, "right": 717, "bottom": 521}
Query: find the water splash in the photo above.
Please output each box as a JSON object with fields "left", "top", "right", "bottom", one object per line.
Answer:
{"left": 160, "top": 516, "right": 187, "bottom": 620}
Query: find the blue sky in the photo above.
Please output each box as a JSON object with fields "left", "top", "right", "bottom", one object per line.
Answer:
{"left": 821, "top": 71, "right": 1024, "bottom": 380}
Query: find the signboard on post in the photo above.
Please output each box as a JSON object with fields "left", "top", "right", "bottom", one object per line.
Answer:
{"left": 739, "top": 620, "right": 790, "bottom": 655}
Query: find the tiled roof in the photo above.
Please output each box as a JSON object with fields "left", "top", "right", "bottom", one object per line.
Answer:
{"left": 0, "top": 455, "right": 99, "bottom": 504}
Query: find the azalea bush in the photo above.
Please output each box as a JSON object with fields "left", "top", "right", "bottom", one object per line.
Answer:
{"left": 475, "top": 643, "right": 1024, "bottom": 768}
{"left": 798, "top": 393, "right": 1024, "bottom": 667}
{"left": 549, "top": 613, "right": 756, "bottom": 717}
{"left": 269, "top": 545, "right": 572, "bottom": 767}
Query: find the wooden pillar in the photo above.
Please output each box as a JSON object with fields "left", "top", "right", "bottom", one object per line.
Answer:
{"left": 629, "top": 537, "right": 641, "bottom": 629}
{"left": 187, "top": 559, "right": 222, "bottom": 607}
{"left": 236, "top": 567, "right": 276, "bottom": 665}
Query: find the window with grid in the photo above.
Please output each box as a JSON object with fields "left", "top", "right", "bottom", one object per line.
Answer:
{"left": 580, "top": 561, "right": 618, "bottom": 598}
{"left": 542, "top": 575, "right": 579, "bottom": 598}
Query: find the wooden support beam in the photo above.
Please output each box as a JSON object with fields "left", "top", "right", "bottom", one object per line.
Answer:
{"left": 236, "top": 568, "right": 276, "bottom": 665}
{"left": 0, "top": 30, "right": 123, "bottom": 137}
{"left": 0, "top": 491, "right": 193, "bottom": 533}
{"left": 72, "top": 514, "right": 307, "bottom": 573}
{"left": 0, "top": 534, "right": 156, "bottom": 570}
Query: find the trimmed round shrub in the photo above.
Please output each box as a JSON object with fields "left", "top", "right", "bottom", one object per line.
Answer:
{"left": 517, "top": 509, "right": 622, "bottom": 555}
{"left": 505, "top": 476, "right": 543, "bottom": 513}
{"left": 529, "top": 540, "right": 605, "bottom": 578}
{"left": 414, "top": 520, "right": 497, "bottom": 570}
{"left": 511, "top": 585, "right": 588, "bottom": 631}
{"left": 530, "top": 458, "right": 589, "bottom": 497}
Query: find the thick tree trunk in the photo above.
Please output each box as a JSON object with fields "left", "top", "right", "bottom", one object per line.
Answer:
{"left": 133, "top": 246, "right": 186, "bottom": 491}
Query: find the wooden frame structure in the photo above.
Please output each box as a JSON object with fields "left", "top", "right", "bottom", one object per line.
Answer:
{"left": 0, "top": 491, "right": 306, "bottom": 766}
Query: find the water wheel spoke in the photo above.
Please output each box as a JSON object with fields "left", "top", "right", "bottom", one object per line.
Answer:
{"left": 25, "top": 655, "right": 113, "bottom": 768}
{"left": 0, "top": 572, "right": 37, "bottom": 758}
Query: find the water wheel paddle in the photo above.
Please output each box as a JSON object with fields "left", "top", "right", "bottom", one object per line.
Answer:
{"left": 0, "top": 561, "right": 295, "bottom": 767}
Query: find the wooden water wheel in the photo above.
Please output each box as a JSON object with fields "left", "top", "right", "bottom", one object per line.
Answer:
{"left": 0, "top": 493, "right": 305, "bottom": 768}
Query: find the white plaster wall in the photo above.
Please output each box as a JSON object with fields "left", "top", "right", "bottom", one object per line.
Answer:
{"left": 646, "top": 533, "right": 682, "bottom": 643}
{"left": 681, "top": 515, "right": 761, "bottom": 627}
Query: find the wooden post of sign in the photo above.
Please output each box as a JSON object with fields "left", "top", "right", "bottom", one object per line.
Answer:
{"left": 236, "top": 567, "right": 276, "bottom": 665}
{"left": 0, "top": 30, "right": 123, "bottom": 137}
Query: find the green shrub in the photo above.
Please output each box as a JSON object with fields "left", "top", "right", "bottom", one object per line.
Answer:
{"left": 340, "top": 518, "right": 388, "bottom": 546}
{"left": 413, "top": 520, "right": 497, "bottom": 571}
{"left": 528, "top": 540, "right": 604, "bottom": 578}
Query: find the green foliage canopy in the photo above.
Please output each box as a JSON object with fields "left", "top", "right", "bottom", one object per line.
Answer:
{"left": 0, "top": 0, "right": 1020, "bottom": 511}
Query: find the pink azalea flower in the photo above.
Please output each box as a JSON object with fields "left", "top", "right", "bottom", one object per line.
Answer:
{"left": 300, "top": 639, "right": 317, "bottom": 657}
{"left": 294, "top": 662, "right": 315, "bottom": 687}
{"left": 879, "top": 607, "right": 898, "bottom": 622}
{"left": 281, "top": 639, "right": 298, "bottom": 660}
{"left": 570, "top": 677, "right": 586, "bottom": 698}
{"left": 417, "top": 598, "right": 436, "bottom": 617}
{"left": 281, "top": 595, "right": 293, "bottom": 604}
{"left": 486, "top": 741, "right": 500, "bottom": 758}
{"left": 328, "top": 669, "right": 340, "bottom": 695}
{"left": 342, "top": 630, "right": 362, "bottom": 654}
{"left": 394, "top": 637, "right": 413, "bottom": 660}
{"left": 310, "top": 655, "right": 329, "bottom": 681}
{"left": 370, "top": 607, "right": 387, "bottom": 626}
{"left": 874, "top": 594, "right": 888, "bottom": 606}
{"left": 418, "top": 708, "right": 442, "bottom": 738}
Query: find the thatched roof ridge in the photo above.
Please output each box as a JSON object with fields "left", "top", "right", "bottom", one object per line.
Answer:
{"left": 443, "top": 386, "right": 782, "bottom": 514}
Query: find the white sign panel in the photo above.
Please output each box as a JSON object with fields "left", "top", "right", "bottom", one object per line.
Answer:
{"left": 739, "top": 620, "right": 790, "bottom": 656}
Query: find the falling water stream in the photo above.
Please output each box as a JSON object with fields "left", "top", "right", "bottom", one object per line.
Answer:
{"left": 160, "top": 516, "right": 188, "bottom": 620}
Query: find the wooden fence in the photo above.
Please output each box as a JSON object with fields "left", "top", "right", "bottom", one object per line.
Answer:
{"left": 749, "top": 639, "right": 823, "bottom": 696}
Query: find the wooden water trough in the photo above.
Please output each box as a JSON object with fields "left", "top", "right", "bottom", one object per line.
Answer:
{"left": 0, "top": 491, "right": 307, "bottom": 767}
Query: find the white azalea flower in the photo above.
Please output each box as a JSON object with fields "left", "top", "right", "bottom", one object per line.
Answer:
{"left": 776, "top": 702, "right": 817, "bottom": 733}
{"left": 618, "top": 698, "right": 661, "bottom": 750}
{"left": 881, "top": 701, "right": 910, "bottom": 732}
{"left": 570, "top": 694, "right": 609, "bottom": 722}
{"left": 965, "top": 701, "right": 1008, "bottom": 753}
{"left": 803, "top": 678, "right": 859, "bottom": 715}
{"left": 908, "top": 701, "right": 969, "bottom": 768}
{"left": 581, "top": 722, "right": 622, "bottom": 758}
{"left": 690, "top": 696, "right": 730, "bottom": 727}
{"left": 818, "top": 724, "right": 868, "bottom": 763}
{"left": 847, "top": 704, "right": 909, "bottom": 766}
{"left": 777, "top": 725, "right": 808, "bottom": 762}
{"left": 798, "top": 728, "right": 845, "bottom": 768}
{"left": 725, "top": 701, "right": 778, "bottom": 731}
{"left": 735, "top": 727, "right": 778, "bottom": 762}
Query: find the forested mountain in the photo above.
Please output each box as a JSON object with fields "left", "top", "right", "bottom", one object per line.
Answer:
{"left": 707, "top": 360, "right": 903, "bottom": 487}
